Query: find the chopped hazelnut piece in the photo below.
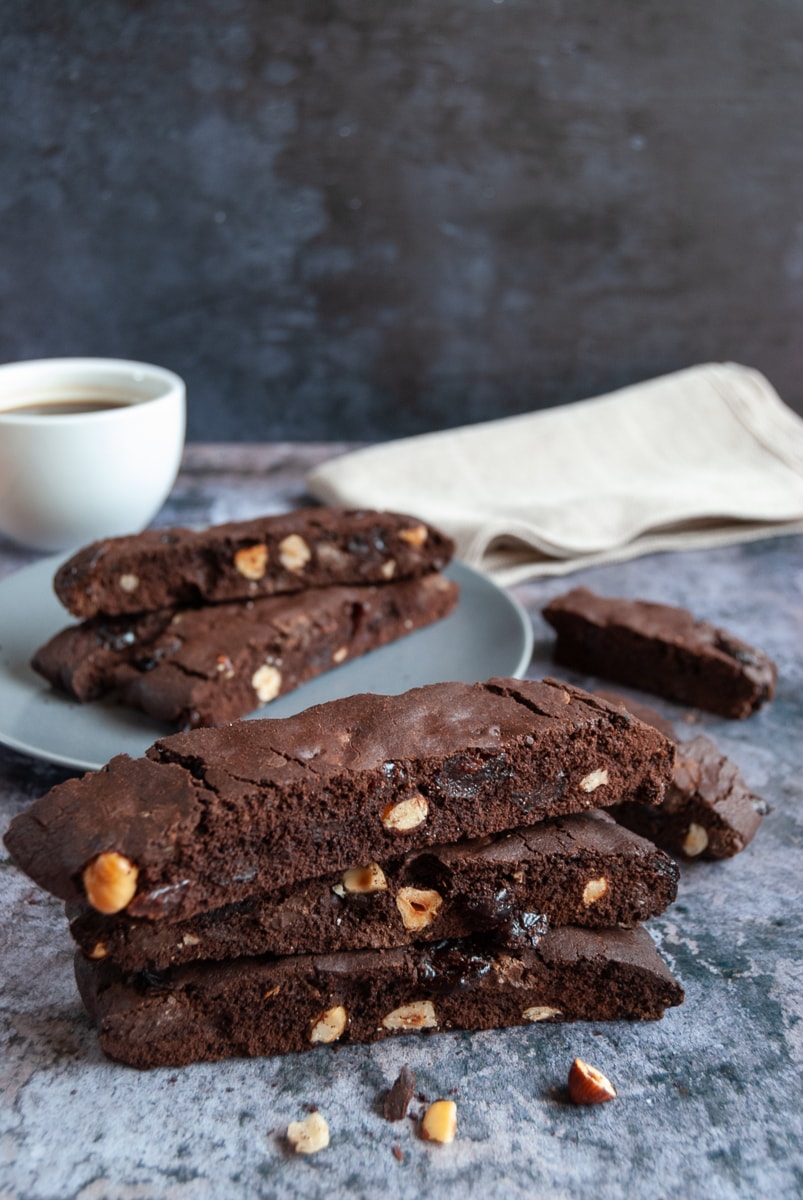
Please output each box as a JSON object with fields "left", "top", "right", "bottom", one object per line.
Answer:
{"left": 278, "top": 534, "right": 311, "bottom": 573}
{"left": 332, "top": 646, "right": 348, "bottom": 664}
{"left": 421, "top": 1100, "right": 457, "bottom": 1144}
{"left": 287, "top": 1111, "right": 330, "bottom": 1154}
{"left": 233, "top": 543, "right": 268, "bottom": 580}
{"left": 580, "top": 768, "right": 609, "bottom": 793}
{"left": 181, "top": 934, "right": 201, "bottom": 947}
{"left": 683, "top": 823, "right": 709, "bottom": 857}
{"left": 381, "top": 794, "right": 428, "bottom": 832}
{"left": 382, "top": 1000, "right": 438, "bottom": 1031}
{"left": 215, "top": 654, "right": 235, "bottom": 679}
{"left": 396, "top": 887, "right": 443, "bottom": 930}
{"left": 309, "top": 1005, "right": 348, "bottom": 1045}
{"left": 118, "top": 573, "right": 139, "bottom": 593}
{"left": 251, "top": 663, "right": 282, "bottom": 703}
{"left": 342, "top": 862, "right": 387, "bottom": 894}
{"left": 568, "top": 1058, "right": 617, "bottom": 1105}
{"left": 582, "top": 877, "right": 609, "bottom": 906}
{"left": 316, "top": 541, "right": 349, "bottom": 569}
{"left": 522, "top": 1005, "right": 562, "bottom": 1022}
{"left": 399, "top": 524, "right": 428, "bottom": 547}
{"left": 380, "top": 559, "right": 397, "bottom": 580}
{"left": 82, "top": 852, "right": 139, "bottom": 915}
{"left": 87, "top": 942, "right": 108, "bottom": 960}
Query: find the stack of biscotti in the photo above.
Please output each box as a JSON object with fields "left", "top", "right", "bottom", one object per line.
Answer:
{"left": 4, "top": 677, "right": 685, "bottom": 1069}
{"left": 31, "top": 509, "right": 458, "bottom": 729}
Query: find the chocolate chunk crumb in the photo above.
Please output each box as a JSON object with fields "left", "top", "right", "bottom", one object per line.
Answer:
{"left": 384, "top": 1065, "right": 416, "bottom": 1121}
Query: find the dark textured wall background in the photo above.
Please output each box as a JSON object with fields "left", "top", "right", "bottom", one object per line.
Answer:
{"left": 2, "top": 0, "right": 803, "bottom": 440}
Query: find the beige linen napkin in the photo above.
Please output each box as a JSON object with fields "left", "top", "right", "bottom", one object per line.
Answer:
{"left": 306, "top": 363, "right": 803, "bottom": 585}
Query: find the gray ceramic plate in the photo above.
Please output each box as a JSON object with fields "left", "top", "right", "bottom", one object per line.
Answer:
{"left": 0, "top": 557, "right": 533, "bottom": 772}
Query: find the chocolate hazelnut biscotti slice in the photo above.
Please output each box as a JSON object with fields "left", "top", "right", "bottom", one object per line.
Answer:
{"left": 32, "top": 574, "right": 458, "bottom": 729}
{"left": 4, "top": 678, "right": 674, "bottom": 924}
{"left": 543, "top": 588, "right": 777, "bottom": 718}
{"left": 68, "top": 810, "right": 680, "bottom": 970}
{"left": 597, "top": 692, "right": 767, "bottom": 859}
{"left": 74, "top": 925, "right": 685, "bottom": 1068}
{"left": 613, "top": 735, "right": 767, "bottom": 859}
{"left": 54, "top": 508, "right": 454, "bottom": 619}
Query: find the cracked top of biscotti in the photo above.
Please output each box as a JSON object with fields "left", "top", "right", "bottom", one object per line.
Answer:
{"left": 53, "top": 508, "right": 455, "bottom": 618}
{"left": 3, "top": 677, "right": 674, "bottom": 923}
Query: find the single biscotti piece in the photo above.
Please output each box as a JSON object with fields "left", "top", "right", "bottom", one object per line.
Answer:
{"left": 543, "top": 588, "right": 776, "bottom": 718}
{"left": 3, "top": 678, "right": 674, "bottom": 923}
{"left": 32, "top": 574, "right": 458, "bottom": 729}
{"left": 74, "top": 925, "right": 684, "bottom": 1068}
{"left": 615, "top": 733, "right": 767, "bottom": 860}
{"left": 53, "top": 508, "right": 455, "bottom": 618}
{"left": 596, "top": 691, "right": 767, "bottom": 859}
{"left": 67, "top": 810, "right": 680, "bottom": 970}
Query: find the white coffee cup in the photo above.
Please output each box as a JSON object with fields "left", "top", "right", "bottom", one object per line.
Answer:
{"left": 0, "top": 357, "right": 186, "bottom": 552}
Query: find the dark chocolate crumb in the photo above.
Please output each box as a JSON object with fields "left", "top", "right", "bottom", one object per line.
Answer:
{"left": 383, "top": 1065, "right": 416, "bottom": 1122}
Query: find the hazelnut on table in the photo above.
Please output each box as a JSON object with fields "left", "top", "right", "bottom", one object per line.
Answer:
{"left": 421, "top": 1100, "right": 458, "bottom": 1144}
{"left": 568, "top": 1058, "right": 617, "bottom": 1105}
{"left": 286, "top": 1111, "right": 330, "bottom": 1154}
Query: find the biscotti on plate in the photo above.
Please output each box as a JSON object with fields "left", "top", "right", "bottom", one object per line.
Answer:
{"left": 36, "top": 508, "right": 460, "bottom": 729}
{"left": 33, "top": 573, "right": 458, "bottom": 729}
{"left": 54, "top": 508, "right": 455, "bottom": 618}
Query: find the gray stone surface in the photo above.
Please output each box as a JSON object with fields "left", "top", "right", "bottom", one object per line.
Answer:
{"left": 2, "top": 1, "right": 803, "bottom": 439}
{"left": 1, "top": 444, "right": 802, "bottom": 1199}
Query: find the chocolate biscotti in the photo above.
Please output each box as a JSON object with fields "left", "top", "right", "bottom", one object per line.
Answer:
{"left": 4, "top": 678, "right": 674, "bottom": 923}
{"left": 68, "top": 811, "right": 679, "bottom": 970}
{"left": 75, "top": 925, "right": 685, "bottom": 1068}
{"left": 54, "top": 508, "right": 455, "bottom": 619}
{"left": 614, "top": 734, "right": 767, "bottom": 859}
{"left": 32, "top": 574, "right": 458, "bottom": 729}
{"left": 543, "top": 588, "right": 777, "bottom": 718}
{"left": 597, "top": 692, "right": 766, "bottom": 859}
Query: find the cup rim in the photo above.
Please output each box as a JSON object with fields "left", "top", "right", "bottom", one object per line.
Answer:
{"left": 0, "top": 356, "right": 185, "bottom": 423}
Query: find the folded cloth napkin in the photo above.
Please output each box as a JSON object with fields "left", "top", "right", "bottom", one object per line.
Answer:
{"left": 306, "top": 363, "right": 803, "bottom": 585}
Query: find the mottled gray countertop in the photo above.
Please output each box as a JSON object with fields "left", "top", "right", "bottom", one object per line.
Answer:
{"left": 1, "top": 444, "right": 801, "bottom": 1200}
